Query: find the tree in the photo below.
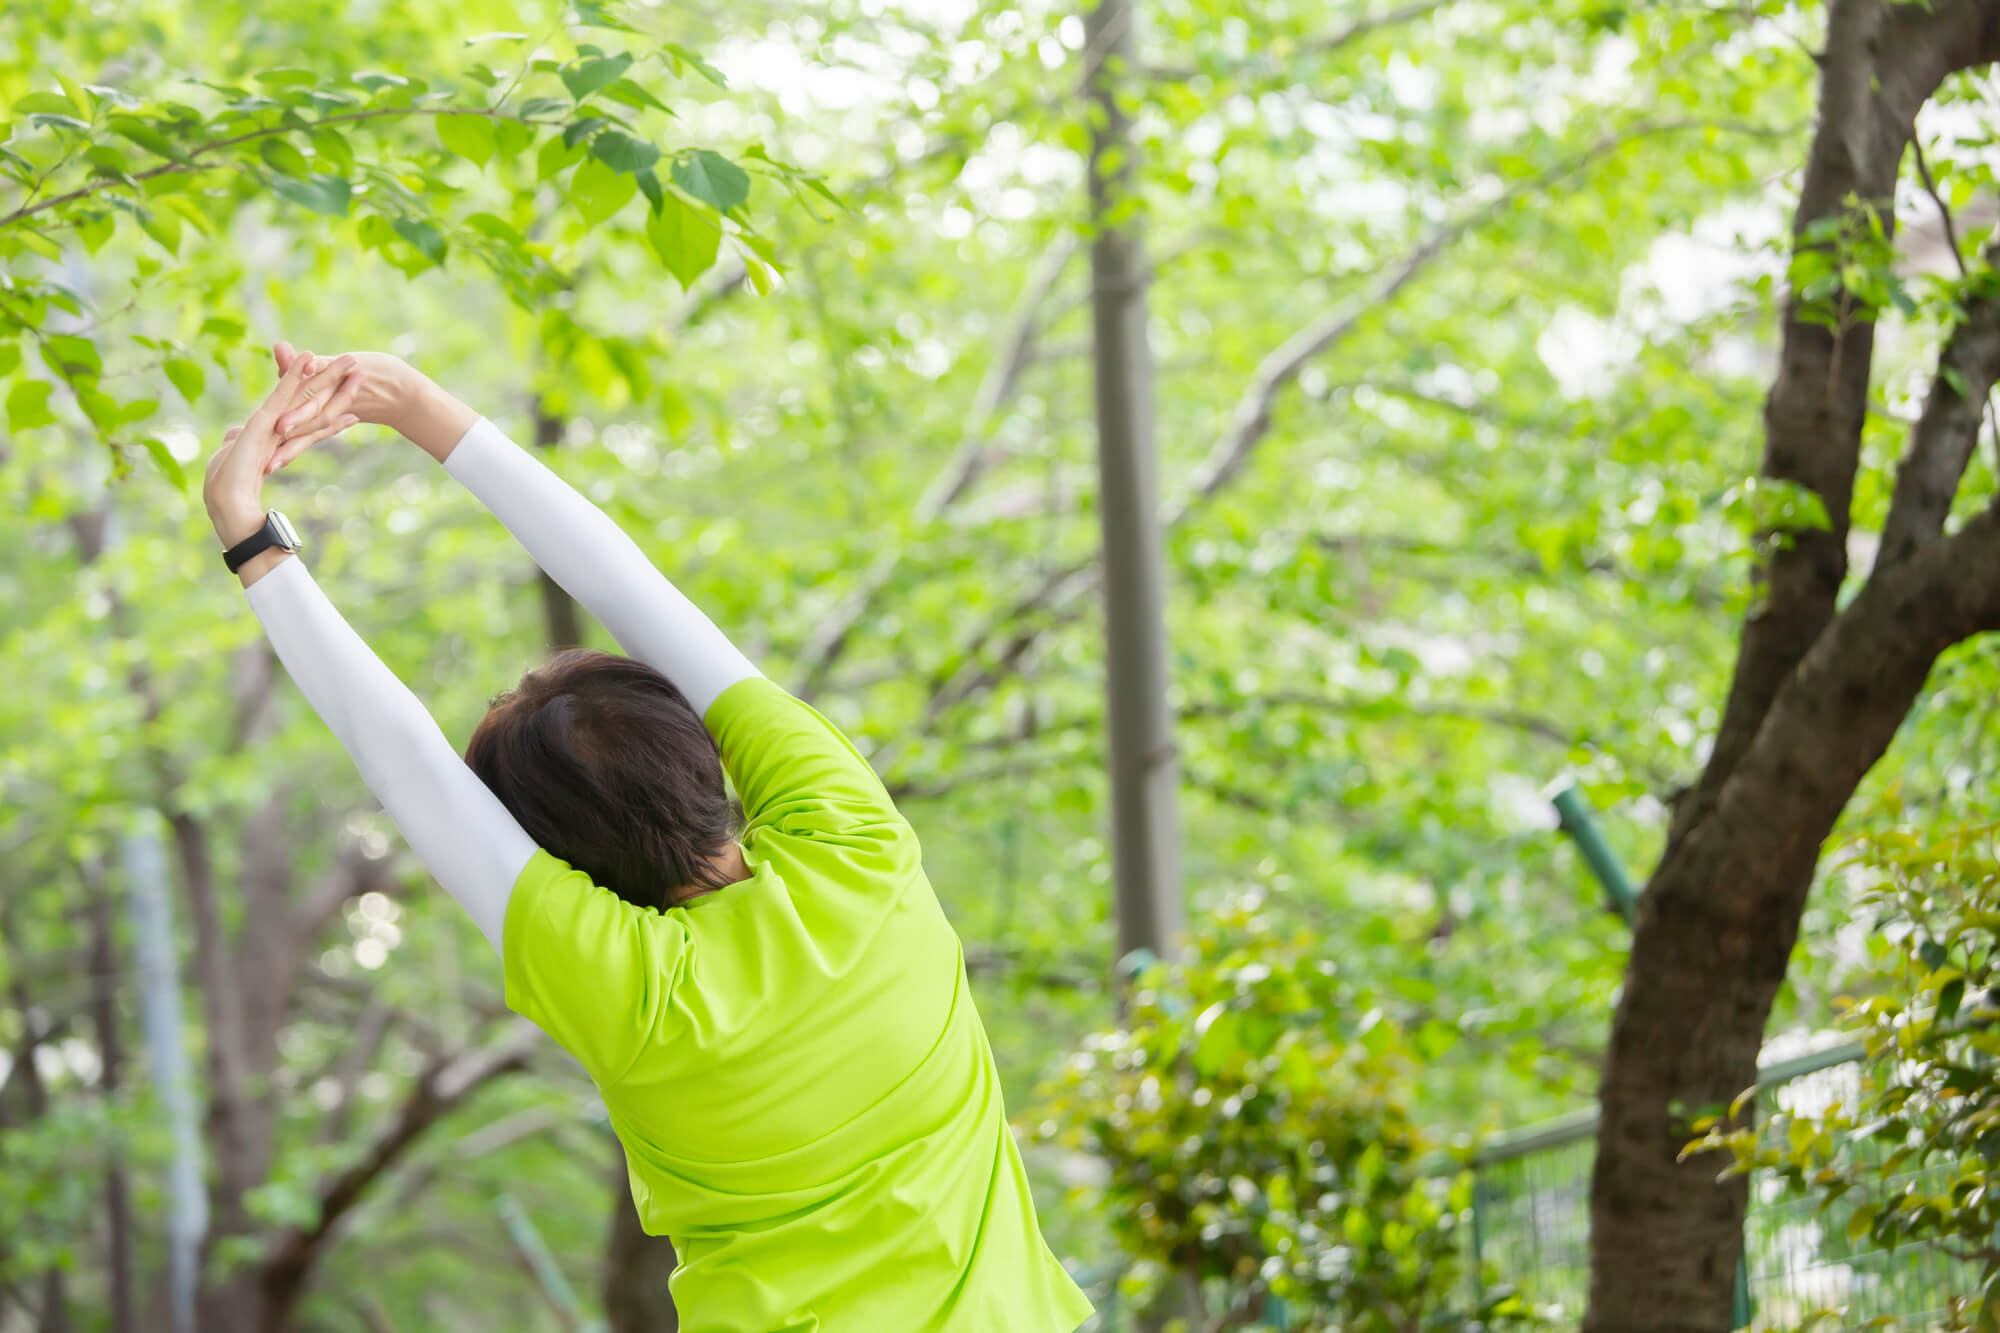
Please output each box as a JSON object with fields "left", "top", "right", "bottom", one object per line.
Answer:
{"left": 1082, "top": 0, "right": 1184, "bottom": 964}
{"left": 1584, "top": 3, "right": 2000, "bottom": 1328}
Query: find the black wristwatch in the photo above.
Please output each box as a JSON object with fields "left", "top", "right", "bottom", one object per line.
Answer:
{"left": 223, "top": 510, "right": 303, "bottom": 573}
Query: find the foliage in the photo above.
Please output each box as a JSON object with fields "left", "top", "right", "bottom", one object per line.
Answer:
{"left": 0, "top": 0, "right": 824, "bottom": 490}
{"left": 1028, "top": 897, "right": 1528, "bottom": 1330}
{"left": 5, "top": 0, "right": 1969, "bottom": 1324}
{"left": 1691, "top": 801, "right": 2000, "bottom": 1332}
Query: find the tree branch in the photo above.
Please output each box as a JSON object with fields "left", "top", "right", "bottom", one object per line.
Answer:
{"left": 1170, "top": 117, "right": 1772, "bottom": 522}
{"left": 797, "top": 233, "right": 1079, "bottom": 694}
{"left": 1143, "top": 1, "right": 1449, "bottom": 81}
{"left": 1878, "top": 239, "right": 2000, "bottom": 567}
{"left": 1, "top": 107, "right": 564, "bottom": 230}
{"left": 898, "top": 119, "right": 1768, "bottom": 741}
{"left": 1665, "top": 0, "right": 1961, "bottom": 844}
{"left": 260, "top": 1021, "right": 540, "bottom": 1323}
{"left": 889, "top": 689, "right": 1576, "bottom": 800}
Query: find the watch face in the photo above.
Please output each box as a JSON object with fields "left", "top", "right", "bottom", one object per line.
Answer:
{"left": 270, "top": 510, "right": 302, "bottom": 551}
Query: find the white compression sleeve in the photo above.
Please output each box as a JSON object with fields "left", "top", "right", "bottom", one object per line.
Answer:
{"left": 440, "top": 417, "right": 760, "bottom": 716}
{"left": 243, "top": 556, "right": 537, "bottom": 955}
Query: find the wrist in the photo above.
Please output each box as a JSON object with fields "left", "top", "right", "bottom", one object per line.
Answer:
{"left": 210, "top": 500, "right": 266, "bottom": 548}
{"left": 393, "top": 374, "right": 479, "bottom": 463}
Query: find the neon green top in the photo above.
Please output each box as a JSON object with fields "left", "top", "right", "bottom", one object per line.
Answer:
{"left": 501, "top": 676, "right": 1093, "bottom": 1333}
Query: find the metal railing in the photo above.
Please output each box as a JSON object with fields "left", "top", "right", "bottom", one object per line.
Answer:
{"left": 1468, "top": 1038, "right": 1980, "bottom": 1328}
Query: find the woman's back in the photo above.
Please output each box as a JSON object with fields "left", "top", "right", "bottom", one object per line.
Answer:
{"left": 501, "top": 678, "right": 1094, "bottom": 1332}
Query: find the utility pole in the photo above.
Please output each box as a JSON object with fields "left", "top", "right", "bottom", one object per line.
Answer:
{"left": 1082, "top": 0, "right": 1183, "bottom": 963}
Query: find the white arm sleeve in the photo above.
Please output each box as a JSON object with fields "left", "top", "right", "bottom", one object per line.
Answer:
{"left": 441, "top": 417, "right": 760, "bottom": 715}
{"left": 243, "top": 556, "right": 537, "bottom": 955}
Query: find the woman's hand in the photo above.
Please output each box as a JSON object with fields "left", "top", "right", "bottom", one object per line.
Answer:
{"left": 265, "top": 342, "right": 423, "bottom": 473}
{"left": 204, "top": 349, "right": 358, "bottom": 547}
{"left": 267, "top": 340, "right": 477, "bottom": 466}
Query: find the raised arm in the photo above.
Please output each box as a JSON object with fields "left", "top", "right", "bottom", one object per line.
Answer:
{"left": 269, "top": 349, "right": 759, "bottom": 717}
{"left": 207, "top": 358, "right": 536, "bottom": 953}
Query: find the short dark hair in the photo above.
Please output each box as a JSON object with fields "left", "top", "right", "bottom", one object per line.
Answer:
{"left": 465, "top": 649, "right": 738, "bottom": 911}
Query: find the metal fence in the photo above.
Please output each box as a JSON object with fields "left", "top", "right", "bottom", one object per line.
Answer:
{"left": 1469, "top": 1041, "right": 1980, "bottom": 1329}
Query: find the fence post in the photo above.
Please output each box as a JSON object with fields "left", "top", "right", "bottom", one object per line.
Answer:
{"left": 1547, "top": 779, "right": 1638, "bottom": 923}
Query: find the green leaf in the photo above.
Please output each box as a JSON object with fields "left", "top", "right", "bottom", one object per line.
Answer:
{"left": 464, "top": 31, "right": 529, "bottom": 44}
{"left": 259, "top": 137, "right": 311, "bottom": 178}
{"left": 1939, "top": 977, "right": 1966, "bottom": 1022}
{"left": 634, "top": 165, "right": 663, "bottom": 214}
{"left": 537, "top": 134, "right": 585, "bottom": 181}
{"left": 7, "top": 379, "right": 56, "bottom": 432}
{"left": 164, "top": 357, "right": 204, "bottom": 405}
{"left": 437, "top": 114, "right": 497, "bottom": 166}
{"left": 27, "top": 112, "right": 91, "bottom": 133}
{"left": 108, "top": 114, "right": 188, "bottom": 162}
{"left": 54, "top": 72, "right": 91, "bottom": 117}
{"left": 663, "top": 43, "right": 729, "bottom": 88}
{"left": 83, "top": 84, "right": 141, "bottom": 110}
{"left": 600, "top": 78, "right": 671, "bottom": 114}
{"left": 309, "top": 127, "right": 354, "bottom": 174}
{"left": 352, "top": 71, "right": 410, "bottom": 95}
{"left": 391, "top": 217, "right": 448, "bottom": 267}
{"left": 561, "top": 52, "right": 634, "bottom": 103}
{"left": 570, "top": 155, "right": 637, "bottom": 225}
{"left": 42, "top": 334, "right": 101, "bottom": 379}
{"left": 11, "top": 92, "right": 78, "bottom": 116}
{"left": 464, "top": 212, "right": 523, "bottom": 243}
{"left": 256, "top": 67, "right": 321, "bottom": 89}
{"left": 562, "top": 115, "right": 613, "bottom": 149}
{"left": 268, "top": 172, "right": 352, "bottom": 216}
{"left": 589, "top": 129, "right": 659, "bottom": 174}
{"left": 74, "top": 209, "right": 115, "bottom": 253}
{"left": 143, "top": 436, "right": 187, "bottom": 491}
{"left": 573, "top": 0, "right": 637, "bottom": 31}
{"left": 138, "top": 203, "right": 182, "bottom": 255}
{"left": 671, "top": 149, "right": 749, "bottom": 214}
{"left": 645, "top": 193, "right": 720, "bottom": 287}
{"left": 517, "top": 96, "right": 570, "bottom": 119}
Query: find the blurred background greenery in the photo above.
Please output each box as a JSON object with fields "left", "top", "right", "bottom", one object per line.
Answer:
{"left": 4, "top": 0, "right": 1999, "bottom": 1328}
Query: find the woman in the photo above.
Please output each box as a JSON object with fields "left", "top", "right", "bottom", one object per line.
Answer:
{"left": 204, "top": 346, "right": 1095, "bottom": 1332}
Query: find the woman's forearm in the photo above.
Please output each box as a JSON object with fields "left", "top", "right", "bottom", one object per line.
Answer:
{"left": 392, "top": 375, "right": 482, "bottom": 465}
{"left": 244, "top": 556, "right": 537, "bottom": 953}
{"left": 433, "top": 411, "right": 760, "bottom": 716}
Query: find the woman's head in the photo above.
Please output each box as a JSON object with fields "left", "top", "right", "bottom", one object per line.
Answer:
{"left": 465, "top": 650, "right": 738, "bottom": 910}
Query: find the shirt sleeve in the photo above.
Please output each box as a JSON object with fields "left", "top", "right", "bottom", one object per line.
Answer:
{"left": 501, "top": 848, "right": 691, "bottom": 1085}
{"left": 440, "top": 416, "right": 759, "bottom": 716}
{"left": 242, "top": 556, "right": 538, "bottom": 954}
{"left": 703, "top": 676, "right": 915, "bottom": 844}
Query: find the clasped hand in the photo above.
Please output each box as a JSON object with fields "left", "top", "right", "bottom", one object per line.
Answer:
{"left": 203, "top": 343, "right": 416, "bottom": 548}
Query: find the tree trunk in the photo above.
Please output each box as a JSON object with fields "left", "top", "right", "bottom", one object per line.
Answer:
{"left": 603, "top": 1164, "right": 679, "bottom": 1333}
{"left": 535, "top": 399, "right": 586, "bottom": 650}
{"left": 1582, "top": 3, "right": 2000, "bottom": 1326}
{"left": 84, "top": 859, "right": 137, "bottom": 1333}
{"left": 1081, "top": 0, "right": 1183, "bottom": 964}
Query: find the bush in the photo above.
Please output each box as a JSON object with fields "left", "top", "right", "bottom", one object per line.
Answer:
{"left": 1691, "top": 810, "right": 2000, "bottom": 1331}
{"left": 1027, "top": 895, "right": 1525, "bottom": 1332}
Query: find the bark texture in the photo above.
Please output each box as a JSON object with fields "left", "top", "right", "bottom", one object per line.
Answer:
{"left": 1583, "top": 3, "right": 2000, "bottom": 1327}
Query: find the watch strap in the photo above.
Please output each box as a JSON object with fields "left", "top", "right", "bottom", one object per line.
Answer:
{"left": 224, "top": 512, "right": 296, "bottom": 574}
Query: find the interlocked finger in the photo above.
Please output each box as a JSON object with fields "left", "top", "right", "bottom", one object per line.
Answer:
{"left": 276, "top": 358, "right": 363, "bottom": 444}
{"left": 264, "top": 412, "right": 360, "bottom": 475}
